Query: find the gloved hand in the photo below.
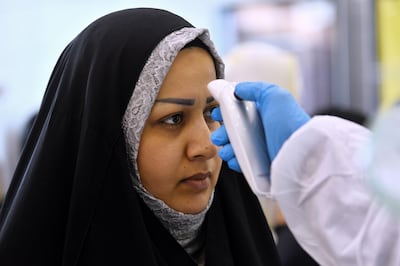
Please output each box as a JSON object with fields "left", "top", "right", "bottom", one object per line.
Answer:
{"left": 211, "top": 108, "right": 242, "bottom": 172}
{"left": 211, "top": 81, "right": 310, "bottom": 171}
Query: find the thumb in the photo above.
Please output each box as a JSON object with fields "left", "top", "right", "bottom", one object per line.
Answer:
{"left": 234, "top": 82, "right": 275, "bottom": 102}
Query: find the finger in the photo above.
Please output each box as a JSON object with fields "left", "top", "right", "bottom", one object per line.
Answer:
{"left": 211, "top": 106, "right": 223, "bottom": 122}
{"left": 218, "top": 143, "right": 235, "bottom": 161}
{"left": 211, "top": 125, "right": 229, "bottom": 146}
{"left": 234, "top": 82, "right": 275, "bottom": 102}
{"left": 228, "top": 158, "right": 242, "bottom": 173}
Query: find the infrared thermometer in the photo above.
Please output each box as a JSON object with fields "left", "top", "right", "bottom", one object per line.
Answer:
{"left": 208, "top": 79, "right": 271, "bottom": 197}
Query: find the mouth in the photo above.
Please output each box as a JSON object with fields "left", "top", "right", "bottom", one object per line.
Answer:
{"left": 181, "top": 172, "right": 212, "bottom": 191}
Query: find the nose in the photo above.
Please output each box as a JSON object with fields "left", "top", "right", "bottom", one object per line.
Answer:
{"left": 186, "top": 118, "right": 218, "bottom": 160}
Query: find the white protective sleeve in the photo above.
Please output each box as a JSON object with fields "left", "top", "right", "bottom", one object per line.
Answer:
{"left": 271, "top": 115, "right": 400, "bottom": 266}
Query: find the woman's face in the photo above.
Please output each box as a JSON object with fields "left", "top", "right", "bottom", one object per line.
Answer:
{"left": 137, "top": 47, "right": 222, "bottom": 214}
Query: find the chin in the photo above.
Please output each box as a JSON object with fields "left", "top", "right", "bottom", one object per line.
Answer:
{"left": 180, "top": 194, "right": 213, "bottom": 214}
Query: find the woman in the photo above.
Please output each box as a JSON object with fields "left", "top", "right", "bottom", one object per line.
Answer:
{"left": 0, "top": 8, "right": 280, "bottom": 265}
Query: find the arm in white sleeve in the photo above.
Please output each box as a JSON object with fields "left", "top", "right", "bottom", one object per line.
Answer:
{"left": 271, "top": 115, "right": 400, "bottom": 266}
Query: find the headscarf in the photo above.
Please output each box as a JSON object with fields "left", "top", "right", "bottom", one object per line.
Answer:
{"left": 0, "top": 8, "right": 281, "bottom": 266}
{"left": 122, "top": 27, "right": 222, "bottom": 259}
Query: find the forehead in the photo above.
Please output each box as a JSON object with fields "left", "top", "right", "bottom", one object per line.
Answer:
{"left": 156, "top": 47, "right": 216, "bottom": 97}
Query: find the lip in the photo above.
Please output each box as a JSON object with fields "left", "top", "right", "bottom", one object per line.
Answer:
{"left": 181, "top": 172, "right": 211, "bottom": 191}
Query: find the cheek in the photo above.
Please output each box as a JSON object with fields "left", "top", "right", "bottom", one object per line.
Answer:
{"left": 137, "top": 139, "right": 180, "bottom": 191}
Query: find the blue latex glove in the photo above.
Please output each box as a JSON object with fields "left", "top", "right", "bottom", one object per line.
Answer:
{"left": 211, "top": 107, "right": 242, "bottom": 172}
{"left": 235, "top": 82, "right": 310, "bottom": 160}
{"left": 211, "top": 82, "right": 310, "bottom": 171}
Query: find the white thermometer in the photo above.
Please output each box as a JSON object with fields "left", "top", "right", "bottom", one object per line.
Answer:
{"left": 208, "top": 79, "right": 271, "bottom": 197}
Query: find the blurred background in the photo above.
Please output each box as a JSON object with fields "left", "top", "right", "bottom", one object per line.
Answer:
{"left": 0, "top": 0, "right": 399, "bottom": 203}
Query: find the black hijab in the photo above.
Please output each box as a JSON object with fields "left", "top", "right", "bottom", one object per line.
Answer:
{"left": 0, "top": 8, "right": 280, "bottom": 266}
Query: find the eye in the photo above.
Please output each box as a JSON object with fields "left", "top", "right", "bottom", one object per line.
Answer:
{"left": 162, "top": 112, "right": 184, "bottom": 126}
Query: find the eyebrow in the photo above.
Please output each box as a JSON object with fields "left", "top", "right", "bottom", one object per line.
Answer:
{"left": 155, "top": 96, "right": 215, "bottom": 106}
